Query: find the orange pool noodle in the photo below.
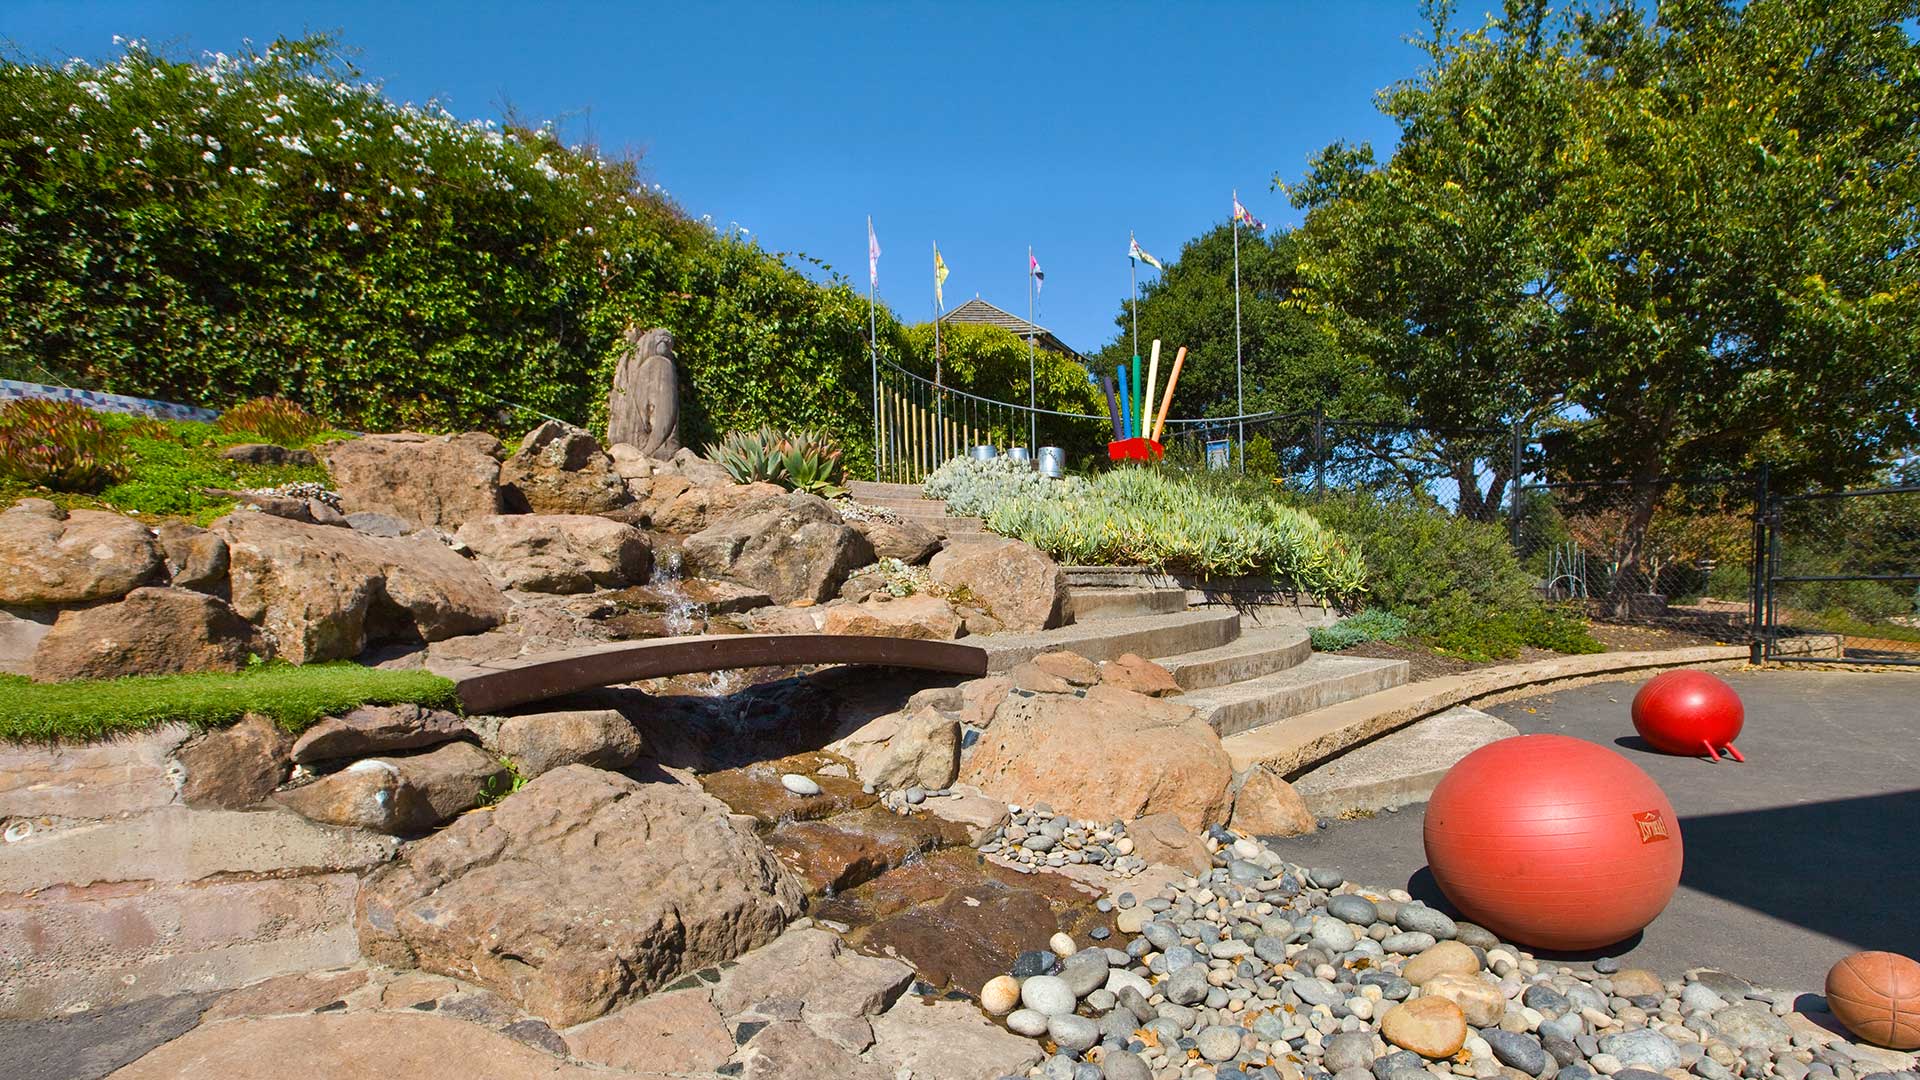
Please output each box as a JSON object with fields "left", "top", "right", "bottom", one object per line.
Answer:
{"left": 1152, "top": 347, "right": 1187, "bottom": 444}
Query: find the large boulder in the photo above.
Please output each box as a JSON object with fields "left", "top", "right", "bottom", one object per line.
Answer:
{"left": 28, "top": 586, "right": 268, "bottom": 682}
{"left": 959, "top": 683, "right": 1233, "bottom": 832}
{"left": 176, "top": 712, "right": 294, "bottom": 808}
{"left": 453, "top": 514, "right": 652, "bottom": 594}
{"left": 0, "top": 499, "right": 160, "bottom": 606}
{"left": 493, "top": 708, "right": 646, "bottom": 777}
{"left": 274, "top": 741, "right": 507, "bottom": 835}
{"left": 682, "top": 492, "right": 875, "bottom": 605}
{"left": 850, "top": 517, "right": 941, "bottom": 564}
{"left": 657, "top": 447, "right": 735, "bottom": 488}
{"left": 648, "top": 481, "right": 786, "bottom": 535}
{"left": 818, "top": 593, "right": 964, "bottom": 640}
{"left": 154, "top": 521, "right": 229, "bottom": 593}
{"left": 320, "top": 432, "right": 503, "bottom": 530}
{"left": 927, "top": 537, "right": 1066, "bottom": 630}
{"left": 1228, "top": 765, "right": 1316, "bottom": 838}
{"left": 499, "top": 422, "right": 628, "bottom": 515}
{"left": 358, "top": 765, "right": 803, "bottom": 1026}
{"left": 217, "top": 512, "right": 507, "bottom": 664}
{"left": 290, "top": 704, "right": 472, "bottom": 764}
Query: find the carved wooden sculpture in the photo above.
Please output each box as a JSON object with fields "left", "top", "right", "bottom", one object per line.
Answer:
{"left": 607, "top": 327, "right": 681, "bottom": 457}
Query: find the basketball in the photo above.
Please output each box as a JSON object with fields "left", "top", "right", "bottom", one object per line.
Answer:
{"left": 1825, "top": 951, "right": 1920, "bottom": 1049}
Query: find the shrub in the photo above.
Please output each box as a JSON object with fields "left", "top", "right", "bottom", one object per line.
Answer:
{"left": 709, "top": 425, "right": 847, "bottom": 496}
{"left": 0, "top": 399, "right": 128, "bottom": 493}
{"left": 926, "top": 457, "right": 1366, "bottom": 604}
{"left": 1310, "top": 609, "right": 1410, "bottom": 651}
{"left": 217, "top": 397, "right": 327, "bottom": 446}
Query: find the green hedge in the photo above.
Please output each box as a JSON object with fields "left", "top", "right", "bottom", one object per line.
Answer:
{"left": 0, "top": 35, "right": 903, "bottom": 474}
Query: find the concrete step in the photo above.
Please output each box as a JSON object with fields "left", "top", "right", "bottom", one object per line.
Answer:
{"left": 936, "top": 518, "right": 989, "bottom": 535}
{"left": 1069, "top": 587, "right": 1188, "bottom": 621}
{"left": 977, "top": 609, "right": 1242, "bottom": 671}
{"left": 1154, "top": 625, "right": 1313, "bottom": 691}
{"left": 1172, "top": 654, "right": 1410, "bottom": 738}
{"left": 1289, "top": 705, "right": 1517, "bottom": 817}
{"left": 1063, "top": 565, "right": 1158, "bottom": 589}
{"left": 849, "top": 481, "right": 927, "bottom": 500}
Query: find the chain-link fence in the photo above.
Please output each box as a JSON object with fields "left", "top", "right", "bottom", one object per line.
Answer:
{"left": 1762, "top": 482, "right": 1920, "bottom": 664}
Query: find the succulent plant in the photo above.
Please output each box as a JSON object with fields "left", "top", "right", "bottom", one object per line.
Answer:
{"left": 217, "top": 396, "right": 327, "bottom": 445}
{"left": 708, "top": 425, "right": 847, "bottom": 497}
{"left": 0, "top": 399, "right": 129, "bottom": 493}
{"left": 710, "top": 426, "right": 788, "bottom": 485}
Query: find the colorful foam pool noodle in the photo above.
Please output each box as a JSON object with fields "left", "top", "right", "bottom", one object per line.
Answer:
{"left": 1143, "top": 340, "right": 1162, "bottom": 440}
{"left": 1099, "top": 375, "right": 1122, "bottom": 441}
{"left": 1131, "top": 355, "right": 1142, "bottom": 438}
{"left": 1117, "top": 366, "right": 1133, "bottom": 437}
{"left": 1152, "top": 346, "right": 1187, "bottom": 444}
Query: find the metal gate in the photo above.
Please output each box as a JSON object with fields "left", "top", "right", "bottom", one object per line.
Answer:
{"left": 1759, "top": 476, "right": 1920, "bottom": 665}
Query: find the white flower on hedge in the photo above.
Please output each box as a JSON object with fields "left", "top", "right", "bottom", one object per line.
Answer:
{"left": 347, "top": 222, "right": 360, "bottom": 232}
{"left": 202, "top": 149, "right": 217, "bottom": 162}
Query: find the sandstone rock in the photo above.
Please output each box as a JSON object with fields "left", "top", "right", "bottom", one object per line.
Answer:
{"left": 1031, "top": 650, "right": 1101, "bottom": 687}
{"left": 0, "top": 605, "right": 52, "bottom": 676}
{"left": 499, "top": 421, "right": 628, "bottom": 515}
{"left": 683, "top": 492, "right": 875, "bottom": 604}
{"left": 177, "top": 713, "right": 294, "bottom": 808}
{"left": 218, "top": 512, "right": 506, "bottom": 664}
{"left": 1403, "top": 940, "right": 1482, "bottom": 986}
{"left": 607, "top": 442, "right": 654, "bottom": 480}
{"left": 606, "top": 327, "right": 681, "bottom": 459}
{"left": 1101, "top": 652, "right": 1182, "bottom": 697}
{"left": 766, "top": 805, "right": 967, "bottom": 895}
{"left": 927, "top": 536, "right": 1066, "bottom": 631}
{"left": 320, "top": 433, "right": 503, "bottom": 530}
{"left": 1009, "top": 660, "right": 1075, "bottom": 694}
{"left": 1608, "top": 968, "right": 1664, "bottom": 997}
{"left": 711, "top": 926, "right": 914, "bottom": 1021}
{"left": 958, "top": 675, "right": 1012, "bottom": 729}
{"left": 494, "top": 708, "right": 646, "bottom": 777}
{"left": 853, "top": 705, "right": 961, "bottom": 790}
{"left": 200, "top": 969, "right": 371, "bottom": 1022}
{"left": 867, "top": 994, "right": 1048, "bottom": 1080}
{"left": 739, "top": 1019, "right": 890, "bottom": 1080}
{"left": 221, "top": 443, "right": 316, "bottom": 467}
{"left": 1125, "top": 811, "right": 1213, "bottom": 873}
{"left": 454, "top": 514, "right": 652, "bottom": 594}
{"left": 104, "top": 1011, "right": 621, "bottom": 1080}
{"left": 345, "top": 512, "right": 412, "bottom": 537}
{"left": 1383, "top": 995, "right": 1469, "bottom": 1058}
{"left": 1229, "top": 765, "right": 1317, "bottom": 838}
{"left": 0, "top": 725, "right": 190, "bottom": 820}
{"left": 154, "top": 521, "right": 229, "bottom": 592}
{"left": 275, "top": 741, "right": 507, "bottom": 834}
{"left": 358, "top": 765, "right": 802, "bottom": 1026}
{"left": 920, "top": 784, "right": 1011, "bottom": 845}
{"left": 850, "top": 517, "right": 941, "bottom": 564}
{"left": 565, "top": 986, "right": 730, "bottom": 1073}
{"left": 1423, "top": 972, "right": 1508, "bottom": 1027}
{"left": 819, "top": 593, "right": 963, "bottom": 640}
{"left": 29, "top": 587, "right": 267, "bottom": 682}
{"left": 290, "top": 704, "right": 471, "bottom": 764}
{"left": 660, "top": 447, "right": 735, "bottom": 488}
{"left": 651, "top": 480, "right": 785, "bottom": 534}
{"left": 960, "top": 683, "right": 1233, "bottom": 832}
{"left": 0, "top": 500, "right": 161, "bottom": 605}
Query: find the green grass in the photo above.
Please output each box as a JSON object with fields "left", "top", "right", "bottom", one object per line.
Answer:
{"left": 0, "top": 663, "right": 460, "bottom": 742}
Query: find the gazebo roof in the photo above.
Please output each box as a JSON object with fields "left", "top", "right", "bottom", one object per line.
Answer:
{"left": 939, "top": 298, "right": 1081, "bottom": 360}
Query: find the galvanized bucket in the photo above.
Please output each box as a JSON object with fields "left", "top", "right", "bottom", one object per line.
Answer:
{"left": 1036, "top": 446, "right": 1066, "bottom": 479}
{"left": 1005, "top": 446, "right": 1031, "bottom": 464}
{"left": 969, "top": 445, "right": 999, "bottom": 462}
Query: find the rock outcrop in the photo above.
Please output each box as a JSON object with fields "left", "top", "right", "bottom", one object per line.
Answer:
{"left": 849, "top": 517, "right": 941, "bottom": 564}
{"left": 499, "top": 422, "right": 628, "bottom": 515}
{"left": 928, "top": 537, "right": 1067, "bottom": 631}
{"left": 289, "top": 704, "right": 472, "bottom": 764}
{"left": 320, "top": 432, "right": 504, "bottom": 530}
{"left": 217, "top": 512, "right": 507, "bottom": 664}
{"left": 28, "top": 586, "right": 267, "bottom": 682}
{"left": 454, "top": 514, "right": 653, "bottom": 594}
{"left": 275, "top": 741, "right": 507, "bottom": 835}
{"left": 357, "top": 765, "right": 802, "bottom": 1026}
{"left": 645, "top": 480, "right": 785, "bottom": 535}
{"left": 493, "top": 708, "right": 646, "bottom": 777}
{"left": 682, "top": 492, "right": 875, "bottom": 604}
{"left": 818, "top": 593, "right": 964, "bottom": 640}
{"left": 0, "top": 499, "right": 161, "bottom": 606}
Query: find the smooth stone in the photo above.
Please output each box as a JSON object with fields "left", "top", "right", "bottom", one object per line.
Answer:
{"left": 1013, "top": 950, "right": 1061, "bottom": 978}
{"left": 1293, "top": 978, "right": 1347, "bottom": 1008}
{"left": 1383, "top": 932, "right": 1438, "bottom": 955}
{"left": 1309, "top": 868, "right": 1346, "bottom": 889}
{"left": 1599, "top": 1030, "right": 1682, "bottom": 1071}
{"left": 1680, "top": 984, "right": 1727, "bottom": 1014}
{"left": 1708, "top": 1004, "right": 1791, "bottom": 1050}
{"left": 1049, "top": 1014, "right": 1100, "bottom": 1053}
{"left": 1143, "top": 922, "right": 1182, "bottom": 951}
{"left": 1106, "top": 968, "right": 1154, "bottom": 1000}
{"left": 779, "top": 773, "right": 821, "bottom": 795}
{"left": 1525, "top": 986, "right": 1574, "bottom": 1016}
{"left": 1394, "top": 904, "right": 1459, "bottom": 940}
{"left": 1313, "top": 917, "right": 1358, "bottom": 953}
{"left": 1325, "top": 1032, "right": 1379, "bottom": 1072}
{"left": 1422, "top": 972, "right": 1507, "bottom": 1027}
{"left": 1051, "top": 932, "right": 1079, "bottom": 957}
{"left": 1106, "top": 1050, "right": 1153, "bottom": 1080}
{"left": 1545, "top": 1035, "right": 1582, "bottom": 1066}
{"left": 1086, "top": 989, "right": 1117, "bottom": 1012}
{"left": 1403, "top": 940, "right": 1481, "bottom": 986}
{"left": 1021, "top": 975, "right": 1077, "bottom": 1017}
{"left": 1382, "top": 996, "right": 1469, "bottom": 1058}
{"left": 1166, "top": 965, "right": 1210, "bottom": 1006}
{"left": 1485, "top": 1030, "right": 1549, "bottom": 1074}
{"left": 1540, "top": 1013, "right": 1584, "bottom": 1042}
{"left": 1255, "top": 936, "right": 1290, "bottom": 964}
{"left": 1157, "top": 1003, "right": 1198, "bottom": 1032}
{"left": 1328, "top": 895, "right": 1379, "bottom": 926}
{"left": 1455, "top": 923, "right": 1500, "bottom": 950}
{"left": 1008, "top": 1008, "right": 1050, "bottom": 1036}
{"left": 1060, "top": 950, "right": 1110, "bottom": 998}
{"left": 1197, "top": 1025, "right": 1244, "bottom": 1063}
{"left": 981, "top": 974, "right": 1022, "bottom": 1015}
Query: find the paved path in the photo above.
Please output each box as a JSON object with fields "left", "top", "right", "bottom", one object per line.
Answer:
{"left": 1265, "top": 670, "right": 1920, "bottom": 993}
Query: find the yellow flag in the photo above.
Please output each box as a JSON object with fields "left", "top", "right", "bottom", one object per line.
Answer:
{"left": 933, "top": 244, "right": 949, "bottom": 309}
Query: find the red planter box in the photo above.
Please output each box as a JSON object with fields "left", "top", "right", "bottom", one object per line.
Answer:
{"left": 1107, "top": 438, "right": 1164, "bottom": 463}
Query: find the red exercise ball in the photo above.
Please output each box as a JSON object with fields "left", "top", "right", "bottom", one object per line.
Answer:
{"left": 1424, "top": 734, "right": 1684, "bottom": 951}
{"left": 1632, "top": 670, "right": 1745, "bottom": 761}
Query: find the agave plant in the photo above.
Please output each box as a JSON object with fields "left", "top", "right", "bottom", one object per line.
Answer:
{"left": 708, "top": 426, "right": 787, "bottom": 485}
{"left": 777, "top": 429, "right": 846, "bottom": 497}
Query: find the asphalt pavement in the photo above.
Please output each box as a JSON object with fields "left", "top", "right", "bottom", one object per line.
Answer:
{"left": 1264, "top": 670, "right": 1920, "bottom": 992}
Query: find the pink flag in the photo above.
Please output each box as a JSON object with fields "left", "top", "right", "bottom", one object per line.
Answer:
{"left": 867, "top": 217, "right": 881, "bottom": 288}
{"left": 1030, "top": 250, "right": 1044, "bottom": 295}
{"left": 1233, "top": 194, "right": 1266, "bottom": 232}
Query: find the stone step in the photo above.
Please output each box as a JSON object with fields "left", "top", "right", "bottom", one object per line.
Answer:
{"left": 868, "top": 502, "right": 956, "bottom": 520}
{"left": 977, "top": 609, "right": 1243, "bottom": 672}
{"left": 1062, "top": 565, "right": 1158, "bottom": 589}
{"left": 1153, "top": 625, "right": 1313, "bottom": 691}
{"left": 936, "top": 518, "right": 989, "bottom": 535}
{"left": 1068, "top": 587, "right": 1188, "bottom": 621}
{"left": 1172, "top": 654, "right": 1411, "bottom": 738}
{"left": 848, "top": 480, "right": 927, "bottom": 500}
{"left": 1289, "top": 705, "right": 1518, "bottom": 816}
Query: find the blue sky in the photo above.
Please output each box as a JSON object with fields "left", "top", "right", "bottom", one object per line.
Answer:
{"left": 5, "top": 1, "right": 1433, "bottom": 354}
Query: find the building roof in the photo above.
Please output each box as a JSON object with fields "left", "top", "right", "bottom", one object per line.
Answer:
{"left": 939, "top": 298, "right": 1081, "bottom": 360}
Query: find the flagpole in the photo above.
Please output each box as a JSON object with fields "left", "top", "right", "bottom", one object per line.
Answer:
{"left": 1233, "top": 191, "right": 1245, "bottom": 474}
{"left": 868, "top": 217, "right": 880, "bottom": 482}
{"left": 1130, "top": 244, "right": 1139, "bottom": 361}
{"left": 932, "top": 241, "right": 943, "bottom": 462}
{"left": 1026, "top": 246, "right": 1037, "bottom": 452}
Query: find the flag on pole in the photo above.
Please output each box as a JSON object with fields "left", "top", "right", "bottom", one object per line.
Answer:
{"left": 867, "top": 217, "right": 881, "bottom": 288}
{"left": 1029, "top": 250, "right": 1044, "bottom": 295}
{"left": 933, "top": 245, "right": 949, "bottom": 309}
{"left": 1232, "top": 193, "right": 1266, "bottom": 232}
{"left": 1128, "top": 232, "right": 1163, "bottom": 271}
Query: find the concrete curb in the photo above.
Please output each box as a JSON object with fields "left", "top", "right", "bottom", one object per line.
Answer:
{"left": 1222, "top": 635, "right": 1843, "bottom": 776}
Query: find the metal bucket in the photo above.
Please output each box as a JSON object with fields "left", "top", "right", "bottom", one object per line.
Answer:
{"left": 969, "top": 445, "right": 999, "bottom": 462}
{"left": 1006, "top": 446, "right": 1031, "bottom": 464}
{"left": 1036, "top": 446, "right": 1066, "bottom": 479}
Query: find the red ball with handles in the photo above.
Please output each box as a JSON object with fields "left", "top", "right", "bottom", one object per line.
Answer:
{"left": 1631, "top": 670, "right": 1745, "bottom": 762}
{"left": 1424, "top": 734, "right": 1684, "bottom": 951}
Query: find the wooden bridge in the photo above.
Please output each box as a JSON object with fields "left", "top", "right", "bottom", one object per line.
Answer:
{"left": 429, "top": 633, "right": 990, "bottom": 713}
